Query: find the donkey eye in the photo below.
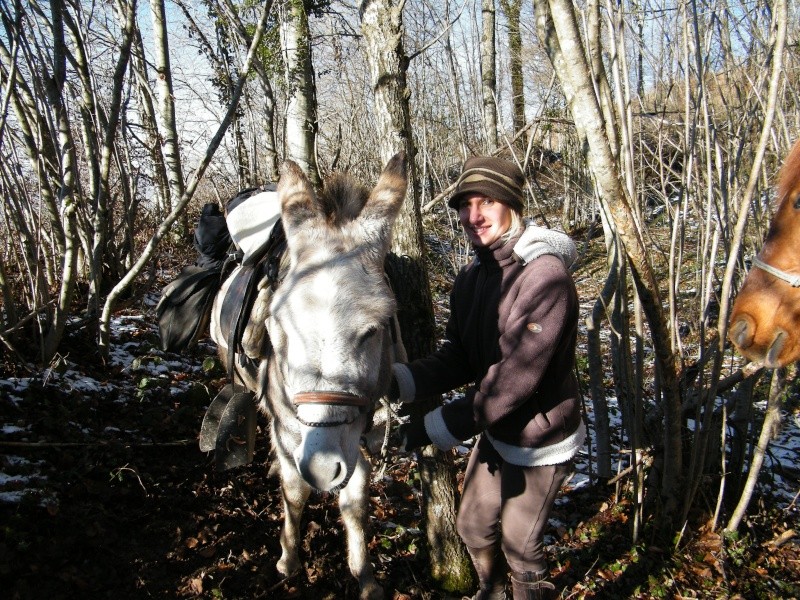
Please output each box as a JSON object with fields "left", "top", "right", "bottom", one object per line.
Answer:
{"left": 357, "top": 326, "right": 379, "bottom": 346}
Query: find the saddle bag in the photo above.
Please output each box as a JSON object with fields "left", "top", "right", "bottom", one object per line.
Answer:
{"left": 156, "top": 265, "right": 222, "bottom": 352}
{"left": 226, "top": 184, "right": 281, "bottom": 266}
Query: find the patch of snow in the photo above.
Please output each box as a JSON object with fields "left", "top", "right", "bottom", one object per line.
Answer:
{"left": 2, "top": 424, "right": 27, "bottom": 434}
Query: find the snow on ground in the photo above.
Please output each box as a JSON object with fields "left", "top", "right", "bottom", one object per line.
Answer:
{"left": 1, "top": 315, "right": 799, "bottom": 523}
{"left": 0, "top": 314, "right": 209, "bottom": 507}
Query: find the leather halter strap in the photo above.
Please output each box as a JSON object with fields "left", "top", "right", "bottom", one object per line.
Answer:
{"left": 751, "top": 256, "right": 800, "bottom": 287}
{"left": 293, "top": 391, "right": 372, "bottom": 409}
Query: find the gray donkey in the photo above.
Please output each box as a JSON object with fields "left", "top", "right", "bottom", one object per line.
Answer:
{"left": 208, "top": 153, "right": 408, "bottom": 599}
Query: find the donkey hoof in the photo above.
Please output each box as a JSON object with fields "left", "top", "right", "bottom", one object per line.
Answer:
{"left": 276, "top": 553, "right": 300, "bottom": 578}
{"left": 359, "top": 581, "right": 384, "bottom": 600}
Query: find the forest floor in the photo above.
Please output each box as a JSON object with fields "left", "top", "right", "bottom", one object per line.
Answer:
{"left": 2, "top": 240, "right": 800, "bottom": 600}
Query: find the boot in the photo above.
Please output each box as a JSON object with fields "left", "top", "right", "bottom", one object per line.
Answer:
{"left": 465, "top": 545, "right": 507, "bottom": 600}
{"left": 510, "top": 570, "right": 555, "bottom": 600}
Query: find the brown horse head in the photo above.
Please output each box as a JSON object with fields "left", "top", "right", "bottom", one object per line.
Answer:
{"left": 729, "top": 138, "right": 800, "bottom": 367}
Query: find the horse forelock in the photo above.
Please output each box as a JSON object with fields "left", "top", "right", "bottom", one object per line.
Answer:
{"left": 777, "top": 138, "right": 800, "bottom": 204}
{"left": 762, "top": 140, "right": 800, "bottom": 244}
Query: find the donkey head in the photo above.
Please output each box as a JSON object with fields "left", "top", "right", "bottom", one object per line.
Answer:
{"left": 267, "top": 153, "right": 407, "bottom": 491}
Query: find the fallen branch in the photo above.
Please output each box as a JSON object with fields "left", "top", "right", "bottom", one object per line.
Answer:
{"left": 607, "top": 451, "right": 653, "bottom": 485}
{"left": 765, "top": 529, "right": 797, "bottom": 548}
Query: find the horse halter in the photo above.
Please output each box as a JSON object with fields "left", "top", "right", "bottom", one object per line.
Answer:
{"left": 751, "top": 256, "right": 800, "bottom": 287}
{"left": 293, "top": 391, "right": 373, "bottom": 428}
{"left": 294, "top": 391, "right": 371, "bottom": 410}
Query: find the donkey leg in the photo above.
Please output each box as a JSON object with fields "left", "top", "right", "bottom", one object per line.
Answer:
{"left": 339, "top": 453, "right": 382, "bottom": 600}
{"left": 276, "top": 455, "right": 311, "bottom": 577}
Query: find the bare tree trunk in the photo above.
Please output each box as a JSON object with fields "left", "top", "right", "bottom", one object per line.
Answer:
{"left": 536, "top": 0, "right": 683, "bottom": 517}
{"left": 130, "top": 27, "right": 170, "bottom": 219}
{"left": 218, "top": 0, "right": 280, "bottom": 181}
{"left": 443, "top": 0, "right": 468, "bottom": 160}
{"left": 584, "top": 245, "right": 618, "bottom": 480}
{"left": 149, "top": 0, "right": 185, "bottom": 222}
{"left": 499, "top": 0, "right": 524, "bottom": 141}
{"left": 99, "top": 1, "right": 274, "bottom": 357}
{"left": 280, "top": 0, "right": 320, "bottom": 188}
{"left": 41, "top": 0, "right": 79, "bottom": 363}
{"left": 480, "top": 0, "right": 498, "bottom": 151}
{"left": 726, "top": 367, "right": 787, "bottom": 532}
{"left": 726, "top": 373, "right": 761, "bottom": 498}
{"left": 87, "top": 0, "right": 137, "bottom": 315}
{"left": 360, "top": 0, "right": 473, "bottom": 593}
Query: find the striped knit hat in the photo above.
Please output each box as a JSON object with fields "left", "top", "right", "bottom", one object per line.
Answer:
{"left": 448, "top": 156, "right": 525, "bottom": 212}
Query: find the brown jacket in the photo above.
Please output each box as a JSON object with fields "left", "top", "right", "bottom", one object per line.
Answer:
{"left": 396, "top": 227, "right": 583, "bottom": 457}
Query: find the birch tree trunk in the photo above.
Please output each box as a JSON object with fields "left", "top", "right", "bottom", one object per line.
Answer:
{"left": 150, "top": 0, "right": 185, "bottom": 218}
{"left": 130, "top": 27, "right": 170, "bottom": 219}
{"left": 280, "top": 0, "right": 320, "bottom": 188}
{"left": 536, "top": 0, "right": 684, "bottom": 517}
{"left": 480, "top": 0, "right": 498, "bottom": 151}
{"left": 99, "top": 1, "right": 273, "bottom": 356}
{"left": 360, "top": 0, "right": 473, "bottom": 593}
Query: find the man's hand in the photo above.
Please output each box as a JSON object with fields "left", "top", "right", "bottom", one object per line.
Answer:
{"left": 397, "top": 418, "right": 431, "bottom": 452}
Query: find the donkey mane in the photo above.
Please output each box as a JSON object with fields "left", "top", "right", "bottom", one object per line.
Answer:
{"left": 318, "top": 173, "right": 370, "bottom": 224}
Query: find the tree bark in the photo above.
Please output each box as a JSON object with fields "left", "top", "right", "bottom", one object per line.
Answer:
{"left": 41, "top": 0, "right": 79, "bottom": 363}
{"left": 499, "top": 0, "right": 524, "bottom": 141}
{"left": 280, "top": 0, "right": 320, "bottom": 188}
{"left": 87, "top": 0, "right": 137, "bottom": 315}
{"left": 149, "top": 0, "right": 185, "bottom": 216}
{"left": 726, "top": 367, "right": 786, "bottom": 532}
{"left": 536, "top": 0, "right": 683, "bottom": 517}
{"left": 360, "top": 0, "right": 473, "bottom": 593}
{"left": 480, "top": 0, "right": 498, "bottom": 151}
{"left": 218, "top": 0, "right": 280, "bottom": 181}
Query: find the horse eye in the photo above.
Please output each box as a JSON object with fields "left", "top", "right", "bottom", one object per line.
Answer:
{"left": 793, "top": 192, "right": 800, "bottom": 210}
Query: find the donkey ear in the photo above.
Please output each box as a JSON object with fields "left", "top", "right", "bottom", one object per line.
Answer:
{"left": 361, "top": 152, "right": 408, "bottom": 225}
{"left": 277, "top": 160, "right": 317, "bottom": 234}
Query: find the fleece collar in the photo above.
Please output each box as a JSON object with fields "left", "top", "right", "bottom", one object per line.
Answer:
{"left": 472, "top": 221, "right": 577, "bottom": 270}
{"left": 512, "top": 221, "right": 577, "bottom": 268}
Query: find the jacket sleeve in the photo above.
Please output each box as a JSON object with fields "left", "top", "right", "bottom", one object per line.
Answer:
{"left": 403, "top": 276, "right": 475, "bottom": 399}
{"left": 440, "top": 255, "right": 577, "bottom": 441}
